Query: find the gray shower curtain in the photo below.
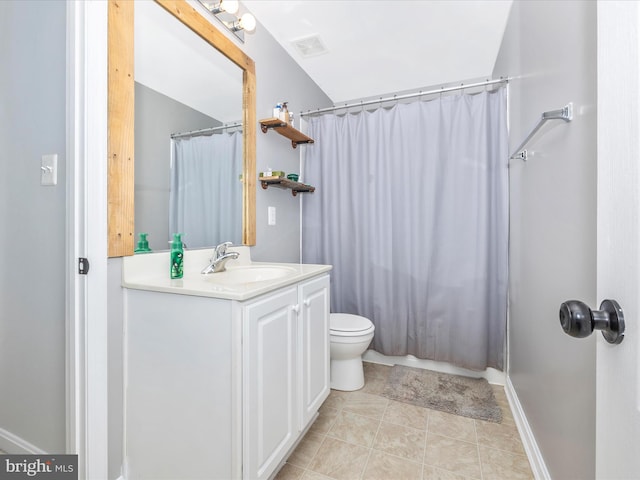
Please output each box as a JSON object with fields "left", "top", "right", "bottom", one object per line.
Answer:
{"left": 169, "top": 131, "right": 242, "bottom": 248}
{"left": 302, "top": 88, "right": 508, "bottom": 371}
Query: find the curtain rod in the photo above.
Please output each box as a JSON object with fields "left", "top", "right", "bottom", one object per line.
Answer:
{"left": 171, "top": 122, "right": 242, "bottom": 139}
{"left": 300, "top": 78, "right": 509, "bottom": 117}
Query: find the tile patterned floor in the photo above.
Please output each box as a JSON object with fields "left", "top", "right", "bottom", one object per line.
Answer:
{"left": 275, "top": 362, "right": 533, "bottom": 480}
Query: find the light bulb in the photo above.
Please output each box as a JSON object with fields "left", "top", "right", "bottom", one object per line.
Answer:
{"left": 238, "top": 12, "right": 256, "bottom": 32}
{"left": 220, "top": 0, "right": 239, "bottom": 14}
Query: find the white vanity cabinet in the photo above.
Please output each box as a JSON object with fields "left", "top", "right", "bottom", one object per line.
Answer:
{"left": 125, "top": 290, "right": 240, "bottom": 480}
{"left": 123, "top": 263, "right": 330, "bottom": 480}
{"left": 243, "top": 275, "right": 330, "bottom": 480}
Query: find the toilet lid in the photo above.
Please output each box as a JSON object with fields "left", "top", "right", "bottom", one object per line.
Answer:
{"left": 330, "top": 313, "right": 373, "bottom": 333}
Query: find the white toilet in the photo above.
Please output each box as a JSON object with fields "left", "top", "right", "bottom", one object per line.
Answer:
{"left": 329, "top": 313, "right": 375, "bottom": 391}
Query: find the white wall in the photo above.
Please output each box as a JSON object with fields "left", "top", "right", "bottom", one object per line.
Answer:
{"left": 0, "top": 0, "right": 67, "bottom": 453}
{"left": 493, "top": 1, "right": 597, "bottom": 478}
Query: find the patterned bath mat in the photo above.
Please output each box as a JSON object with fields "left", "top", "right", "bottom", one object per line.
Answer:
{"left": 381, "top": 365, "right": 502, "bottom": 423}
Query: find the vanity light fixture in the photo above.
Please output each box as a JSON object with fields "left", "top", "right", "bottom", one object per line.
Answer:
{"left": 198, "top": 0, "right": 256, "bottom": 42}
{"left": 211, "top": 0, "right": 238, "bottom": 14}
{"left": 233, "top": 12, "right": 257, "bottom": 33}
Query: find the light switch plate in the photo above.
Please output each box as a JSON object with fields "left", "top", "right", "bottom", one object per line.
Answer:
{"left": 268, "top": 206, "right": 276, "bottom": 226}
{"left": 41, "top": 154, "right": 58, "bottom": 186}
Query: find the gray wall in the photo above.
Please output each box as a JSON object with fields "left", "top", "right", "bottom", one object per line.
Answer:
{"left": 107, "top": 13, "right": 332, "bottom": 479}
{"left": 493, "top": 1, "right": 597, "bottom": 478}
{"left": 0, "top": 0, "right": 67, "bottom": 453}
{"left": 135, "top": 82, "right": 219, "bottom": 251}
{"left": 242, "top": 23, "right": 333, "bottom": 262}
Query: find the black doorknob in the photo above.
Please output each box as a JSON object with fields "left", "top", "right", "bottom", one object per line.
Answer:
{"left": 559, "top": 299, "right": 625, "bottom": 344}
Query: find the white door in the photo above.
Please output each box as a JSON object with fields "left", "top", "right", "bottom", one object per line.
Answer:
{"left": 596, "top": 2, "right": 640, "bottom": 478}
{"left": 67, "top": 1, "right": 109, "bottom": 478}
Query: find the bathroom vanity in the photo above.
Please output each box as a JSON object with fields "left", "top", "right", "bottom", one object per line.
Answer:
{"left": 122, "top": 248, "right": 331, "bottom": 479}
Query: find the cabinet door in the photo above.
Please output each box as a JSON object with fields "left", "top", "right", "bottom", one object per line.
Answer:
{"left": 299, "top": 275, "right": 331, "bottom": 429}
{"left": 243, "top": 287, "right": 298, "bottom": 480}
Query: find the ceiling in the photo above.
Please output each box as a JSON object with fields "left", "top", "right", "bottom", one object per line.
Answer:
{"left": 242, "top": 0, "right": 513, "bottom": 104}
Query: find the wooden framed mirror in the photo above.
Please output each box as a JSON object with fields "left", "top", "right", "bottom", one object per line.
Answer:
{"left": 108, "top": 0, "right": 256, "bottom": 257}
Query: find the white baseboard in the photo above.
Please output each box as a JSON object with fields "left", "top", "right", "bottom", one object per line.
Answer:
{"left": 505, "top": 377, "right": 551, "bottom": 480}
{"left": 0, "top": 427, "right": 46, "bottom": 454}
{"left": 362, "top": 350, "right": 506, "bottom": 385}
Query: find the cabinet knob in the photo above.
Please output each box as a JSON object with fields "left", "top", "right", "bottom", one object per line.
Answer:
{"left": 303, "top": 299, "right": 311, "bottom": 307}
{"left": 291, "top": 304, "right": 300, "bottom": 313}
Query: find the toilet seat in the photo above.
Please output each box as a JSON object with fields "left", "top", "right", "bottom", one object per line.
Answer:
{"left": 330, "top": 313, "right": 375, "bottom": 337}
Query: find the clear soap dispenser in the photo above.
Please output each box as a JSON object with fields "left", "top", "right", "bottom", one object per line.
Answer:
{"left": 273, "top": 103, "right": 282, "bottom": 119}
{"left": 280, "top": 102, "right": 290, "bottom": 123}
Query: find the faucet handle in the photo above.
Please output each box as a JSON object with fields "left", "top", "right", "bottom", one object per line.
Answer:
{"left": 214, "top": 241, "right": 233, "bottom": 258}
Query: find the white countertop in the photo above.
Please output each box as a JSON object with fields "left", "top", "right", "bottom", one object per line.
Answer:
{"left": 122, "top": 246, "right": 332, "bottom": 301}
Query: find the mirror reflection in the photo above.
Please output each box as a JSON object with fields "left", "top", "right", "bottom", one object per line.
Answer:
{"left": 134, "top": 0, "right": 243, "bottom": 251}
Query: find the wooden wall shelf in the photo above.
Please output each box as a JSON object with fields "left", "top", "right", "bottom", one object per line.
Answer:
{"left": 260, "top": 177, "right": 315, "bottom": 196}
{"left": 259, "top": 118, "right": 315, "bottom": 149}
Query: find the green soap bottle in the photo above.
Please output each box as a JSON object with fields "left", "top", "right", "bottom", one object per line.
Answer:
{"left": 134, "top": 233, "right": 152, "bottom": 254}
{"left": 170, "top": 233, "right": 184, "bottom": 279}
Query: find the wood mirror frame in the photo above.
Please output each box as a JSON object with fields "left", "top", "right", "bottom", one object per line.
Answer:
{"left": 108, "top": 0, "right": 256, "bottom": 257}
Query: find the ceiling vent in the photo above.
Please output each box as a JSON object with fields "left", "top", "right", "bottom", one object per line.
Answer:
{"left": 291, "top": 35, "right": 328, "bottom": 58}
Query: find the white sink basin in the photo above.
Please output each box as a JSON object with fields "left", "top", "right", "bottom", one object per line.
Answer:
{"left": 204, "top": 265, "right": 297, "bottom": 285}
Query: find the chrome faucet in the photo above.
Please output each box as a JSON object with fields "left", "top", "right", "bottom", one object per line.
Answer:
{"left": 201, "top": 241, "right": 240, "bottom": 274}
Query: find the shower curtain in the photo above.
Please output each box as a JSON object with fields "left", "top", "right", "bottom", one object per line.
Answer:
{"left": 169, "top": 131, "right": 242, "bottom": 249}
{"left": 302, "top": 89, "right": 508, "bottom": 371}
